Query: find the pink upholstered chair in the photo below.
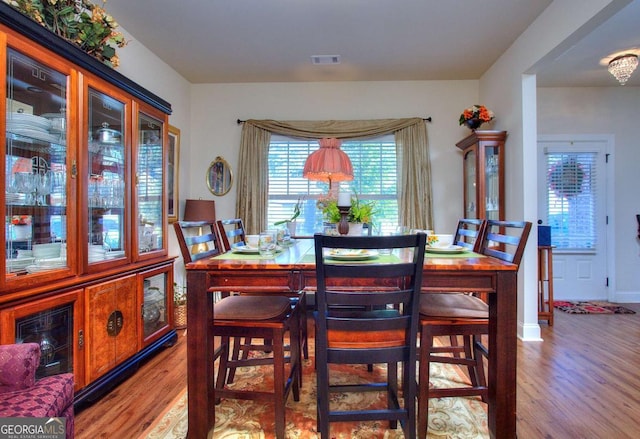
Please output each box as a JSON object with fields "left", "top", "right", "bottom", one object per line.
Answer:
{"left": 0, "top": 343, "right": 74, "bottom": 439}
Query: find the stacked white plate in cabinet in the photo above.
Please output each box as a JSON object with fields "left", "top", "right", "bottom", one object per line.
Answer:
{"left": 88, "top": 244, "right": 106, "bottom": 262}
{"left": 6, "top": 112, "right": 62, "bottom": 143}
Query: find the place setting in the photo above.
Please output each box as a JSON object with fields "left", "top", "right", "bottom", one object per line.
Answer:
{"left": 425, "top": 233, "right": 467, "bottom": 254}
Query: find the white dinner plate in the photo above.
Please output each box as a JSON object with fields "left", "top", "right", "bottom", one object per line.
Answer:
{"left": 232, "top": 246, "right": 283, "bottom": 254}
{"left": 325, "top": 249, "right": 379, "bottom": 261}
{"left": 6, "top": 257, "right": 35, "bottom": 272}
{"left": 425, "top": 244, "right": 466, "bottom": 254}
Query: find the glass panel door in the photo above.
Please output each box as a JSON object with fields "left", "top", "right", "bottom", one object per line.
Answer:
{"left": 5, "top": 48, "right": 70, "bottom": 278}
{"left": 136, "top": 112, "right": 164, "bottom": 254}
{"left": 463, "top": 149, "right": 477, "bottom": 218}
{"left": 484, "top": 145, "right": 500, "bottom": 220}
{"left": 87, "top": 88, "right": 126, "bottom": 263}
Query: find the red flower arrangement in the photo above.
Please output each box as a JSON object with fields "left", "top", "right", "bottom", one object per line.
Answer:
{"left": 459, "top": 104, "right": 495, "bottom": 125}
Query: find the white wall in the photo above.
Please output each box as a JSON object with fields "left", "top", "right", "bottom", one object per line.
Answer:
{"left": 189, "top": 80, "right": 479, "bottom": 228}
{"left": 538, "top": 86, "right": 640, "bottom": 302}
{"left": 478, "top": 0, "right": 632, "bottom": 340}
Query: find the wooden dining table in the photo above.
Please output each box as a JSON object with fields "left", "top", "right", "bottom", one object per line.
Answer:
{"left": 185, "top": 238, "right": 519, "bottom": 439}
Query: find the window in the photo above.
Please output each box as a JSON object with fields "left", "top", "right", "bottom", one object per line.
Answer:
{"left": 267, "top": 135, "right": 398, "bottom": 235}
{"left": 544, "top": 151, "right": 598, "bottom": 250}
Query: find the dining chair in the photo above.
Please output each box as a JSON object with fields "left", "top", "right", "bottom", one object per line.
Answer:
{"left": 314, "top": 232, "right": 426, "bottom": 438}
{"left": 453, "top": 218, "right": 487, "bottom": 251}
{"left": 173, "top": 220, "right": 303, "bottom": 439}
{"left": 417, "top": 219, "right": 531, "bottom": 438}
{"left": 214, "top": 218, "right": 309, "bottom": 370}
{"left": 442, "top": 218, "right": 488, "bottom": 355}
{"left": 216, "top": 218, "right": 248, "bottom": 251}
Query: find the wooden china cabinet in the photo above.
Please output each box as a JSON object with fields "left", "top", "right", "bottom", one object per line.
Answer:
{"left": 0, "top": 4, "right": 176, "bottom": 406}
{"left": 456, "top": 130, "right": 506, "bottom": 221}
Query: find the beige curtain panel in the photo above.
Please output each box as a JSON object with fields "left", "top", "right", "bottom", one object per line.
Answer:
{"left": 236, "top": 118, "right": 432, "bottom": 234}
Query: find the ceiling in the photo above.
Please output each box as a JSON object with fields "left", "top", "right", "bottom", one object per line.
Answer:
{"left": 104, "top": 0, "right": 640, "bottom": 87}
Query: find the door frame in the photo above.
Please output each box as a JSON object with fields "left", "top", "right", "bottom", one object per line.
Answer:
{"left": 537, "top": 134, "right": 615, "bottom": 301}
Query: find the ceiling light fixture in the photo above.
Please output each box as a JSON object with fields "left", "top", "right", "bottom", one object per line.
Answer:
{"left": 607, "top": 54, "right": 638, "bottom": 85}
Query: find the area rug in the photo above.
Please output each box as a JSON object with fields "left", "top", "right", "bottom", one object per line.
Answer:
{"left": 140, "top": 341, "right": 488, "bottom": 438}
{"left": 553, "top": 300, "right": 636, "bottom": 314}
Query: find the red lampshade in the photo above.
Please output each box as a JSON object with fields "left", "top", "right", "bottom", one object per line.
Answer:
{"left": 303, "top": 138, "right": 353, "bottom": 184}
{"left": 183, "top": 199, "right": 216, "bottom": 221}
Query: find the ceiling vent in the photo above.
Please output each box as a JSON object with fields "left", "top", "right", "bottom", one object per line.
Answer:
{"left": 311, "top": 55, "right": 341, "bottom": 65}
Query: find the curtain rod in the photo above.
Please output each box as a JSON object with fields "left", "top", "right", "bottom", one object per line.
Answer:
{"left": 236, "top": 117, "right": 432, "bottom": 124}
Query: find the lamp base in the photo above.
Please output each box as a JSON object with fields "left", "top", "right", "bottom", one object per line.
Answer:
{"left": 191, "top": 243, "right": 208, "bottom": 254}
{"left": 338, "top": 206, "right": 350, "bottom": 235}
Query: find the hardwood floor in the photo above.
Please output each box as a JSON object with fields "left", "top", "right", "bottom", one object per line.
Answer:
{"left": 75, "top": 304, "right": 640, "bottom": 438}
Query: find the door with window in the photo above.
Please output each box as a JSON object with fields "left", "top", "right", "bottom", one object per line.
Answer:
{"left": 537, "top": 136, "right": 609, "bottom": 301}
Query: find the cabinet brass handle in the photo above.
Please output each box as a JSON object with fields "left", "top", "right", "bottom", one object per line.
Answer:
{"left": 78, "top": 329, "right": 84, "bottom": 348}
{"left": 107, "top": 310, "right": 124, "bottom": 337}
{"left": 71, "top": 159, "right": 77, "bottom": 178}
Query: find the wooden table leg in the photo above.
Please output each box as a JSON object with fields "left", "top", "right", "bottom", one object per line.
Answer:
{"left": 488, "top": 271, "right": 517, "bottom": 438}
{"left": 186, "top": 270, "right": 215, "bottom": 439}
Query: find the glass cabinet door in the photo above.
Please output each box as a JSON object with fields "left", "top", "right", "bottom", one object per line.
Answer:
{"left": 484, "top": 146, "right": 501, "bottom": 220}
{"left": 0, "top": 289, "right": 84, "bottom": 390}
{"left": 4, "top": 48, "right": 72, "bottom": 280}
{"left": 140, "top": 264, "right": 171, "bottom": 344}
{"left": 135, "top": 111, "right": 164, "bottom": 256}
{"left": 463, "top": 149, "right": 477, "bottom": 218}
{"left": 87, "top": 88, "right": 127, "bottom": 266}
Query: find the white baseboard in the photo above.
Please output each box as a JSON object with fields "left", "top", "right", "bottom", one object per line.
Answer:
{"left": 609, "top": 290, "right": 640, "bottom": 303}
{"left": 518, "top": 321, "right": 542, "bottom": 342}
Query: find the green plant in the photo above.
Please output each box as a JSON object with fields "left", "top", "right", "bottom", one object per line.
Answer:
{"left": 274, "top": 197, "right": 302, "bottom": 226}
{"left": 173, "top": 282, "right": 186, "bottom": 306}
{"left": 3, "top": 0, "right": 127, "bottom": 67}
{"left": 318, "top": 195, "right": 376, "bottom": 224}
{"left": 348, "top": 195, "right": 375, "bottom": 224}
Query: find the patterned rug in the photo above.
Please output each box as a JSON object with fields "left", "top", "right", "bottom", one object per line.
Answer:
{"left": 140, "top": 340, "right": 488, "bottom": 438}
{"left": 553, "top": 300, "right": 636, "bottom": 314}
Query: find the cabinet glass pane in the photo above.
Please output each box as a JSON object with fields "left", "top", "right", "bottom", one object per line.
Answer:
{"left": 15, "top": 303, "right": 74, "bottom": 378}
{"left": 143, "top": 272, "right": 167, "bottom": 338}
{"left": 464, "top": 149, "right": 477, "bottom": 218}
{"left": 5, "top": 48, "right": 69, "bottom": 276}
{"left": 87, "top": 88, "right": 126, "bottom": 261}
{"left": 485, "top": 146, "right": 500, "bottom": 220}
{"left": 137, "top": 113, "right": 163, "bottom": 253}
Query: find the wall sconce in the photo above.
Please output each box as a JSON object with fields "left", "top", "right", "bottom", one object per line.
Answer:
{"left": 608, "top": 54, "right": 638, "bottom": 85}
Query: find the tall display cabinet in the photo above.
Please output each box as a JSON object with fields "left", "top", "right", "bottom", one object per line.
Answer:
{"left": 0, "top": 5, "right": 176, "bottom": 406}
{"left": 456, "top": 130, "right": 507, "bottom": 220}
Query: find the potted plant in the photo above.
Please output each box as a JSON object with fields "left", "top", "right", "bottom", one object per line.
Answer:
{"left": 318, "top": 194, "right": 376, "bottom": 235}
{"left": 274, "top": 197, "right": 302, "bottom": 235}
{"left": 348, "top": 195, "right": 375, "bottom": 224}
{"left": 173, "top": 283, "right": 187, "bottom": 329}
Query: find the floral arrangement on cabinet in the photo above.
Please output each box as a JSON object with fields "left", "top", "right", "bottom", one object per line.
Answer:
{"left": 459, "top": 104, "right": 495, "bottom": 129}
{"left": 3, "top": 0, "right": 127, "bottom": 67}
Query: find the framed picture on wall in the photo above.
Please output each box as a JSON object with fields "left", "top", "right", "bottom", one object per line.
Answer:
{"left": 168, "top": 125, "right": 180, "bottom": 223}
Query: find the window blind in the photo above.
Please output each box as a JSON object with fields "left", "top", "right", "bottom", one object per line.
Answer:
{"left": 545, "top": 152, "right": 597, "bottom": 250}
{"left": 267, "top": 136, "right": 398, "bottom": 234}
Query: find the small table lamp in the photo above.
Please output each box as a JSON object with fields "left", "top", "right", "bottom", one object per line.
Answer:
{"left": 303, "top": 138, "right": 353, "bottom": 196}
{"left": 183, "top": 199, "right": 216, "bottom": 254}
